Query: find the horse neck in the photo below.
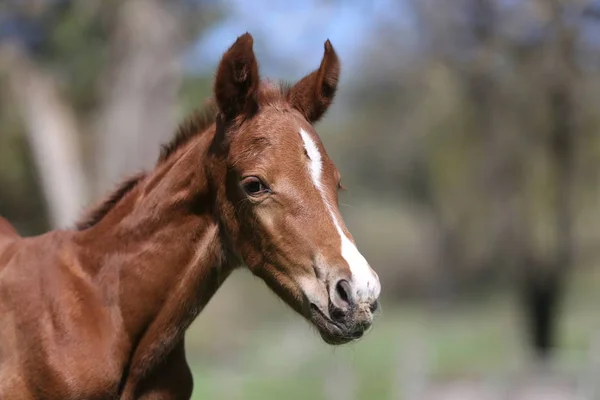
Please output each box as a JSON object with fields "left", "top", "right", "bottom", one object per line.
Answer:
{"left": 74, "top": 126, "right": 233, "bottom": 341}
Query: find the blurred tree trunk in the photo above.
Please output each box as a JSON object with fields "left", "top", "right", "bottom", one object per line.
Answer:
{"left": 0, "top": 42, "right": 87, "bottom": 229}
{"left": 1, "top": 0, "right": 187, "bottom": 227}
{"left": 411, "top": 0, "right": 580, "bottom": 358}
{"left": 521, "top": 0, "right": 578, "bottom": 360}
{"left": 92, "top": 0, "right": 184, "bottom": 196}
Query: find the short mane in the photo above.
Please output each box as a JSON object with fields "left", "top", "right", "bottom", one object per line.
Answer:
{"left": 76, "top": 172, "right": 146, "bottom": 230}
{"left": 158, "top": 100, "right": 218, "bottom": 164}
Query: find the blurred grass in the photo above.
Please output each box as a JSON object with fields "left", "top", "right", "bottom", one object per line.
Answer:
{"left": 186, "top": 267, "right": 600, "bottom": 400}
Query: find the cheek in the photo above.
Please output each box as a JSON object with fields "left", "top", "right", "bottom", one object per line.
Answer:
{"left": 254, "top": 207, "right": 313, "bottom": 261}
{"left": 256, "top": 208, "right": 294, "bottom": 248}
{"left": 255, "top": 206, "right": 277, "bottom": 232}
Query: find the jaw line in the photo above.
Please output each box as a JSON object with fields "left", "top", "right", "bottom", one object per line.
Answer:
{"left": 251, "top": 261, "right": 364, "bottom": 345}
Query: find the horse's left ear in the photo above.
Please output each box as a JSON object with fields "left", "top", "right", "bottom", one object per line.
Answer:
{"left": 289, "top": 40, "right": 340, "bottom": 123}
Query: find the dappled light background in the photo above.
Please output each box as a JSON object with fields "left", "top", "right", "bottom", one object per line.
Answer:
{"left": 2, "top": 0, "right": 600, "bottom": 399}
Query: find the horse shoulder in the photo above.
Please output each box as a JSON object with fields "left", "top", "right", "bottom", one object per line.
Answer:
{"left": 0, "top": 232, "right": 127, "bottom": 399}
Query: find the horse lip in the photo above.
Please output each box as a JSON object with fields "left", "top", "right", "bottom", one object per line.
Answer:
{"left": 309, "top": 302, "right": 359, "bottom": 345}
{"left": 310, "top": 303, "right": 343, "bottom": 330}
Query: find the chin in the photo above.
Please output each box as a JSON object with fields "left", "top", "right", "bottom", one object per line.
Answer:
{"left": 318, "top": 330, "right": 361, "bottom": 345}
{"left": 309, "top": 304, "right": 368, "bottom": 346}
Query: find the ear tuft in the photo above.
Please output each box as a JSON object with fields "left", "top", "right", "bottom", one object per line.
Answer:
{"left": 214, "top": 33, "right": 260, "bottom": 119}
{"left": 289, "top": 40, "right": 340, "bottom": 123}
{"left": 237, "top": 32, "right": 253, "bottom": 50}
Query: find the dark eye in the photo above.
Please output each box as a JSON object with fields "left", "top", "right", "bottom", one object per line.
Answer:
{"left": 241, "top": 176, "right": 270, "bottom": 197}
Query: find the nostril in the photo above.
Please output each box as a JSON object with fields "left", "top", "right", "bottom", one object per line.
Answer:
{"left": 334, "top": 279, "right": 353, "bottom": 309}
{"left": 370, "top": 300, "right": 379, "bottom": 313}
{"left": 336, "top": 280, "right": 349, "bottom": 303}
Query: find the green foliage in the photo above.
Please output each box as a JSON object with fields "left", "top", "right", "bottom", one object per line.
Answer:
{"left": 0, "top": 75, "right": 49, "bottom": 233}
{"left": 178, "top": 75, "right": 214, "bottom": 117}
{"left": 41, "top": 3, "right": 111, "bottom": 114}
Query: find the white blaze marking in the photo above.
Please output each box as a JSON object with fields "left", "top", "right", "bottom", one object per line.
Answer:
{"left": 299, "top": 128, "right": 381, "bottom": 302}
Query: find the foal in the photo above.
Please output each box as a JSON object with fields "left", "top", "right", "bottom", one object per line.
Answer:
{"left": 0, "top": 33, "right": 381, "bottom": 399}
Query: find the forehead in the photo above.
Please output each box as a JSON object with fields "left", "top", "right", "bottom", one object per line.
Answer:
{"left": 230, "top": 105, "right": 334, "bottom": 170}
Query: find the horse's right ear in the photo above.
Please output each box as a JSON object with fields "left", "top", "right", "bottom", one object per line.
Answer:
{"left": 214, "top": 33, "right": 260, "bottom": 119}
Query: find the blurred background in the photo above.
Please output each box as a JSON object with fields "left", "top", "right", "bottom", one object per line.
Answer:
{"left": 1, "top": 0, "right": 600, "bottom": 399}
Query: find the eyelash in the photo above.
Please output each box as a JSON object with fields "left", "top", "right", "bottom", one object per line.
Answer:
{"left": 241, "top": 176, "right": 271, "bottom": 197}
